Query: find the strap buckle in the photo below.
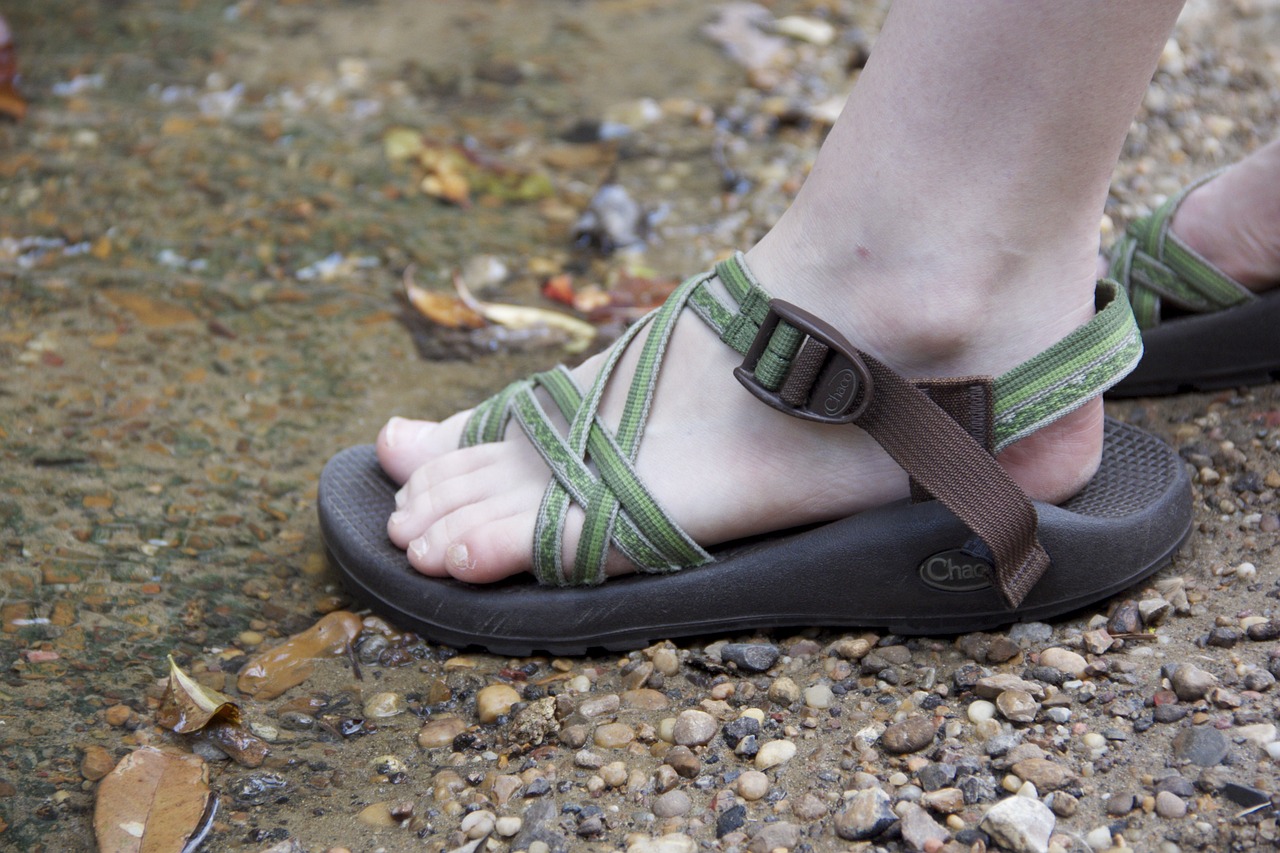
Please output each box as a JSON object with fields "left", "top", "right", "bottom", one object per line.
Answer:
{"left": 733, "top": 299, "right": 874, "bottom": 424}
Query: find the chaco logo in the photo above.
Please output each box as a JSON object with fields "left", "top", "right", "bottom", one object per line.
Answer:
{"left": 821, "top": 369, "right": 857, "bottom": 415}
{"left": 918, "top": 549, "right": 994, "bottom": 592}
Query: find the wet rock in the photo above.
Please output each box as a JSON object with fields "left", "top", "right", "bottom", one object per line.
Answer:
{"left": 559, "top": 724, "right": 590, "bottom": 749}
{"left": 672, "top": 710, "right": 717, "bottom": 746}
{"left": 80, "top": 745, "right": 116, "bottom": 782}
{"left": 882, "top": 716, "right": 937, "bottom": 754}
{"left": 1172, "top": 726, "right": 1229, "bottom": 766}
{"left": 831, "top": 637, "right": 874, "bottom": 660}
{"left": 748, "top": 821, "right": 800, "bottom": 853}
{"left": 835, "top": 787, "right": 896, "bottom": 841}
{"left": 578, "top": 694, "right": 621, "bottom": 718}
{"left": 1170, "top": 664, "right": 1217, "bottom": 701}
{"left": 363, "top": 692, "right": 406, "bottom": 718}
{"left": 419, "top": 717, "right": 467, "bottom": 749}
{"left": 721, "top": 643, "right": 780, "bottom": 672}
{"left": 594, "top": 723, "right": 635, "bottom": 749}
{"left": 477, "top": 684, "right": 521, "bottom": 724}
{"left": 1155, "top": 790, "right": 1187, "bottom": 818}
{"left": 754, "top": 739, "right": 797, "bottom": 769}
{"left": 652, "top": 789, "right": 692, "bottom": 818}
{"left": 898, "top": 801, "right": 949, "bottom": 850}
{"left": 980, "top": 796, "right": 1055, "bottom": 853}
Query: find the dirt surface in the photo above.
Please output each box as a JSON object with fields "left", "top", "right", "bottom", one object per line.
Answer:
{"left": 1, "top": 1, "right": 1279, "bottom": 852}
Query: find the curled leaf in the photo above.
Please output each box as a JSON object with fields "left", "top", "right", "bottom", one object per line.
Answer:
{"left": 93, "top": 747, "right": 217, "bottom": 853}
{"left": 157, "top": 655, "right": 241, "bottom": 733}
{"left": 404, "top": 266, "right": 485, "bottom": 329}
{"left": 455, "top": 274, "right": 596, "bottom": 355}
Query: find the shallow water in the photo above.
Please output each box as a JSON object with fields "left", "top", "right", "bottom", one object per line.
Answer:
{"left": 2, "top": 1, "right": 1280, "bottom": 851}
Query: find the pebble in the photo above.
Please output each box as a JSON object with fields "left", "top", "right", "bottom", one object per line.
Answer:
{"left": 672, "top": 710, "right": 718, "bottom": 746}
{"left": 663, "top": 745, "right": 700, "bottom": 778}
{"left": 622, "top": 689, "right": 670, "bottom": 710}
{"left": 997, "top": 690, "right": 1040, "bottom": 723}
{"left": 754, "top": 739, "right": 797, "bottom": 770}
{"left": 721, "top": 642, "right": 780, "bottom": 672}
{"left": 748, "top": 821, "right": 800, "bottom": 853}
{"left": 460, "top": 810, "right": 495, "bottom": 839}
{"left": 981, "top": 796, "right": 1056, "bottom": 853}
{"left": 1154, "top": 790, "right": 1187, "bottom": 818}
{"left": 1172, "top": 726, "right": 1229, "bottom": 766}
{"left": 579, "top": 694, "right": 621, "bottom": 717}
{"left": 1170, "top": 664, "right": 1217, "bottom": 701}
{"left": 882, "top": 716, "right": 937, "bottom": 754}
{"left": 768, "top": 676, "right": 802, "bottom": 705}
{"left": 80, "top": 745, "right": 115, "bottom": 781}
{"left": 967, "top": 699, "right": 997, "bottom": 723}
{"left": 104, "top": 705, "right": 133, "bottom": 727}
{"left": 898, "top": 801, "right": 949, "bottom": 850}
{"left": 835, "top": 786, "right": 897, "bottom": 841}
{"left": 804, "top": 684, "right": 835, "bottom": 709}
{"left": 791, "top": 792, "right": 828, "bottom": 820}
{"left": 1107, "top": 600, "right": 1143, "bottom": 634}
{"left": 418, "top": 717, "right": 467, "bottom": 748}
{"left": 1012, "top": 758, "right": 1072, "bottom": 791}
{"left": 363, "top": 691, "right": 406, "bottom": 718}
{"left": 652, "top": 789, "right": 692, "bottom": 818}
{"left": 1038, "top": 647, "right": 1088, "bottom": 678}
{"left": 476, "top": 684, "right": 521, "bottom": 723}
{"left": 594, "top": 722, "right": 636, "bottom": 749}
{"left": 1085, "top": 826, "right": 1114, "bottom": 850}
{"left": 1234, "top": 723, "right": 1277, "bottom": 748}
{"left": 736, "top": 769, "right": 770, "bottom": 800}
{"left": 922, "top": 787, "right": 965, "bottom": 814}
{"left": 975, "top": 674, "right": 1045, "bottom": 700}
{"left": 651, "top": 649, "right": 680, "bottom": 676}
{"left": 627, "top": 834, "right": 696, "bottom": 853}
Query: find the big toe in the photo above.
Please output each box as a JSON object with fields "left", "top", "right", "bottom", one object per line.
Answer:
{"left": 376, "top": 412, "right": 470, "bottom": 483}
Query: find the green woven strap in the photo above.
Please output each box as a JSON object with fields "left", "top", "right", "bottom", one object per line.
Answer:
{"left": 460, "top": 275, "right": 713, "bottom": 586}
{"left": 1109, "top": 172, "right": 1254, "bottom": 329}
{"left": 691, "top": 252, "right": 1142, "bottom": 452}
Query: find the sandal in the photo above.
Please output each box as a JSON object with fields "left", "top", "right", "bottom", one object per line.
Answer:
{"left": 1108, "top": 172, "right": 1280, "bottom": 396}
{"left": 319, "top": 253, "right": 1191, "bottom": 655}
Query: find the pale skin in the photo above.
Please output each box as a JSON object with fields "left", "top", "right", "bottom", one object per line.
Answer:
{"left": 378, "top": 0, "right": 1280, "bottom": 584}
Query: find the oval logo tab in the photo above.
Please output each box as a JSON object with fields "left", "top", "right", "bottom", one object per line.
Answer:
{"left": 820, "top": 368, "right": 858, "bottom": 416}
{"left": 918, "top": 549, "right": 994, "bottom": 592}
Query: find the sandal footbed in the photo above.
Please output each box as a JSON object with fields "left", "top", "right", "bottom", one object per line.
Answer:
{"left": 318, "top": 418, "right": 1191, "bottom": 656}
{"left": 1110, "top": 291, "right": 1280, "bottom": 397}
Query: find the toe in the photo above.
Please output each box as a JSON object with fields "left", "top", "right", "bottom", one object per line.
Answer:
{"left": 413, "top": 507, "right": 538, "bottom": 584}
{"left": 376, "top": 409, "right": 472, "bottom": 483}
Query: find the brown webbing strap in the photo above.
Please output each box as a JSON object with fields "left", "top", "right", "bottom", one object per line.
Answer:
{"left": 856, "top": 354, "right": 1049, "bottom": 607}
{"left": 910, "top": 379, "right": 995, "bottom": 504}
{"left": 732, "top": 298, "right": 1050, "bottom": 608}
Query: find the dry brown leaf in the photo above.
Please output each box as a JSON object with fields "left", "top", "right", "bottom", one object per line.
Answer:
{"left": 404, "top": 267, "right": 485, "bottom": 329}
{"left": 157, "top": 655, "right": 241, "bottom": 733}
{"left": 93, "top": 747, "right": 216, "bottom": 853}
{"left": 102, "top": 290, "right": 199, "bottom": 328}
{"left": 237, "top": 611, "right": 363, "bottom": 700}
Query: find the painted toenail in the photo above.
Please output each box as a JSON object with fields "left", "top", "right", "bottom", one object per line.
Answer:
{"left": 447, "top": 543, "right": 471, "bottom": 573}
{"left": 409, "top": 537, "right": 428, "bottom": 561}
{"left": 394, "top": 488, "right": 407, "bottom": 509}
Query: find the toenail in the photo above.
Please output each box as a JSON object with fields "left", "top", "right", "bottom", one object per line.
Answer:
{"left": 384, "top": 416, "right": 404, "bottom": 448}
{"left": 447, "top": 543, "right": 471, "bottom": 573}
{"left": 408, "top": 537, "right": 428, "bottom": 561}
{"left": 394, "top": 488, "right": 407, "bottom": 509}
{"left": 389, "top": 510, "right": 407, "bottom": 526}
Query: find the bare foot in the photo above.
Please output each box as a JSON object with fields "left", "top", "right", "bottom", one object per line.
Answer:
{"left": 377, "top": 237, "right": 1104, "bottom": 584}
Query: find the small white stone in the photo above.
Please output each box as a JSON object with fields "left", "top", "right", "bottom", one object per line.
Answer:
{"left": 460, "top": 809, "right": 495, "bottom": 839}
{"left": 1081, "top": 732, "right": 1107, "bottom": 750}
{"left": 495, "top": 815, "right": 522, "bottom": 837}
{"left": 1235, "top": 561, "right": 1258, "bottom": 580}
{"left": 1085, "top": 826, "right": 1114, "bottom": 850}
{"left": 804, "top": 684, "right": 836, "bottom": 710}
{"left": 968, "top": 700, "right": 997, "bottom": 723}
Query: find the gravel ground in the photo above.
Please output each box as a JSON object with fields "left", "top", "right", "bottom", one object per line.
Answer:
{"left": 1, "top": 1, "right": 1279, "bottom": 851}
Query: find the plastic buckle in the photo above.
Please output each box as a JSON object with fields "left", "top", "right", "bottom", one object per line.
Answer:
{"left": 733, "top": 299, "right": 874, "bottom": 424}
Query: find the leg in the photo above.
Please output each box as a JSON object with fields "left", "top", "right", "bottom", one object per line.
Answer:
{"left": 380, "top": 0, "right": 1186, "bottom": 583}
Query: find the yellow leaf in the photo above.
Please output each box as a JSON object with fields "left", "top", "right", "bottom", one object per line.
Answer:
{"left": 403, "top": 267, "right": 485, "bottom": 329}
{"left": 236, "top": 611, "right": 363, "bottom": 700}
